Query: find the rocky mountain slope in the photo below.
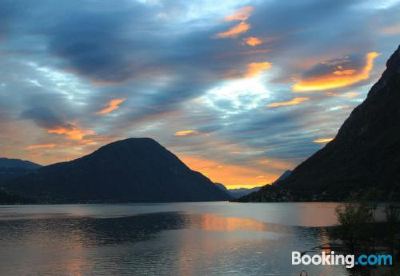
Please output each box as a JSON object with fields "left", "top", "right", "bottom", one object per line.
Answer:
{"left": 239, "top": 45, "right": 400, "bottom": 202}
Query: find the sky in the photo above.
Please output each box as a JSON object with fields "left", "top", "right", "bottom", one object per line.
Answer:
{"left": 0, "top": 0, "right": 399, "bottom": 188}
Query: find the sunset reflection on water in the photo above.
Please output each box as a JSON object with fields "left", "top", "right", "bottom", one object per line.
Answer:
{"left": 0, "top": 203, "right": 348, "bottom": 276}
{"left": 198, "top": 213, "right": 268, "bottom": 232}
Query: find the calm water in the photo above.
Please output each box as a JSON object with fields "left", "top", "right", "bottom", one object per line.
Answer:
{"left": 0, "top": 202, "right": 349, "bottom": 276}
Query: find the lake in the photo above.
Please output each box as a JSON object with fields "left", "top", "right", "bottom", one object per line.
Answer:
{"left": 0, "top": 202, "right": 350, "bottom": 275}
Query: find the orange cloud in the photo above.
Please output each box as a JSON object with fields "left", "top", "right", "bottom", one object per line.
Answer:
{"left": 180, "top": 155, "right": 278, "bottom": 189}
{"left": 342, "top": 91, "right": 360, "bottom": 98}
{"left": 216, "top": 22, "right": 250, "bottom": 38}
{"left": 327, "top": 91, "right": 360, "bottom": 98}
{"left": 267, "top": 97, "right": 309, "bottom": 108}
{"left": 244, "top": 36, "right": 263, "bottom": 46}
{"left": 332, "top": 69, "right": 356, "bottom": 76}
{"left": 97, "top": 98, "right": 126, "bottom": 115}
{"left": 175, "top": 130, "right": 200, "bottom": 137}
{"left": 292, "top": 52, "right": 379, "bottom": 92}
{"left": 48, "top": 125, "right": 95, "bottom": 141}
{"left": 224, "top": 6, "right": 253, "bottom": 22}
{"left": 26, "top": 143, "right": 57, "bottom": 150}
{"left": 313, "top": 137, "right": 334, "bottom": 144}
{"left": 245, "top": 62, "right": 272, "bottom": 78}
{"left": 25, "top": 135, "right": 117, "bottom": 165}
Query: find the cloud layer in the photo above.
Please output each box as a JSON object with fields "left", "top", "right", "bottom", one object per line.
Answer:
{"left": 0, "top": 0, "right": 399, "bottom": 187}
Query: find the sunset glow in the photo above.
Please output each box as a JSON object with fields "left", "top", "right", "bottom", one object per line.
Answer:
{"left": 48, "top": 126, "right": 95, "bottom": 141}
{"left": 217, "top": 6, "right": 254, "bottom": 39}
{"left": 245, "top": 62, "right": 272, "bottom": 78}
{"left": 293, "top": 52, "right": 379, "bottom": 92}
{"left": 224, "top": 6, "right": 253, "bottom": 22}
{"left": 0, "top": 0, "right": 397, "bottom": 189}
{"left": 97, "top": 98, "right": 126, "bottom": 115}
{"left": 199, "top": 213, "right": 267, "bottom": 232}
{"left": 175, "top": 130, "right": 200, "bottom": 137}
{"left": 2, "top": 2, "right": 400, "bottom": 274}
{"left": 216, "top": 22, "right": 250, "bottom": 38}
{"left": 180, "top": 155, "right": 278, "bottom": 189}
{"left": 26, "top": 144, "right": 57, "bottom": 150}
{"left": 244, "top": 36, "right": 263, "bottom": 46}
{"left": 267, "top": 97, "right": 309, "bottom": 108}
{"left": 313, "top": 137, "right": 334, "bottom": 144}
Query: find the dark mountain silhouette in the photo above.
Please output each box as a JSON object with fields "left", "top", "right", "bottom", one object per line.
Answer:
{"left": 4, "top": 138, "right": 231, "bottom": 203}
{"left": 239, "top": 45, "right": 400, "bottom": 202}
{"left": 0, "top": 189, "right": 34, "bottom": 204}
{"left": 215, "top": 183, "right": 229, "bottom": 192}
{"left": 0, "top": 158, "right": 41, "bottom": 184}
{"left": 0, "top": 158, "right": 41, "bottom": 169}
{"left": 274, "top": 170, "right": 292, "bottom": 183}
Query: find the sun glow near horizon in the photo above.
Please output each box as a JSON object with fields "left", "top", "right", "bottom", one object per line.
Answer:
{"left": 292, "top": 52, "right": 379, "bottom": 92}
{"left": 179, "top": 155, "right": 281, "bottom": 189}
{"left": 0, "top": 0, "right": 397, "bottom": 192}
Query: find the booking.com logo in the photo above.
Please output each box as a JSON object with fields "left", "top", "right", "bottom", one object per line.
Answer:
{"left": 292, "top": 251, "right": 393, "bottom": 268}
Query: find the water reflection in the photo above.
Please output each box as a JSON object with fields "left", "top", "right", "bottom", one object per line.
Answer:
{"left": 0, "top": 204, "right": 349, "bottom": 275}
{"left": 0, "top": 212, "right": 187, "bottom": 247}
{"left": 190, "top": 213, "right": 292, "bottom": 233}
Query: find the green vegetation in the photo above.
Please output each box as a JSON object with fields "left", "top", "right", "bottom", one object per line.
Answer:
{"left": 329, "top": 192, "right": 400, "bottom": 274}
{"left": 335, "top": 200, "right": 375, "bottom": 252}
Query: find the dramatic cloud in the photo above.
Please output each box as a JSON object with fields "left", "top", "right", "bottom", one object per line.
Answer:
{"left": 175, "top": 130, "right": 200, "bottom": 137}
{"left": 26, "top": 144, "right": 56, "bottom": 150}
{"left": 216, "top": 6, "right": 253, "bottom": 39}
{"left": 243, "top": 36, "right": 263, "bottom": 46}
{"left": 267, "top": 97, "right": 309, "bottom": 108}
{"left": 216, "top": 22, "right": 250, "bottom": 38}
{"left": 292, "top": 52, "right": 380, "bottom": 92}
{"left": 245, "top": 62, "right": 272, "bottom": 78}
{"left": 97, "top": 98, "right": 126, "bottom": 115}
{"left": 0, "top": 0, "right": 399, "bottom": 187}
{"left": 47, "top": 124, "right": 95, "bottom": 141}
{"left": 224, "top": 6, "right": 254, "bottom": 22}
{"left": 313, "top": 137, "right": 334, "bottom": 144}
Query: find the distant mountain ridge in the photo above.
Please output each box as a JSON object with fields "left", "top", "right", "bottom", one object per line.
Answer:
{"left": 228, "top": 187, "right": 261, "bottom": 199}
{"left": 0, "top": 158, "right": 41, "bottom": 184}
{"left": 0, "top": 158, "right": 41, "bottom": 169}
{"left": 3, "top": 138, "right": 231, "bottom": 203}
{"left": 214, "top": 183, "right": 261, "bottom": 198}
{"left": 239, "top": 45, "right": 400, "bottom": 202}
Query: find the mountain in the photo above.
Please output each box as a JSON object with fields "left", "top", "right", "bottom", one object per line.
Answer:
{"left": 0, "top": 158, "right": 41, "bottom": 184}
{"left": 228, "top": 187, "right": 261, "bottom": 199}
{"left": 274, "top": 170, "right": 292, "bottom": 183}
{"left": 214, "top": 183, "right": 261, "bottom": 198}
{"left": 215, "top": 183, "right": 229, "bottom": 193}
{"left": 239, "top": 45, "right": 400, "bottom": 202}
{"left": 0, "top": 158, "right": 41, "bottom": 169}
{"left": 0, "top": 189, "right": 34, "bottom": 204}
{"left": 4, "top": 138, "right": 231, "bottom": 203}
